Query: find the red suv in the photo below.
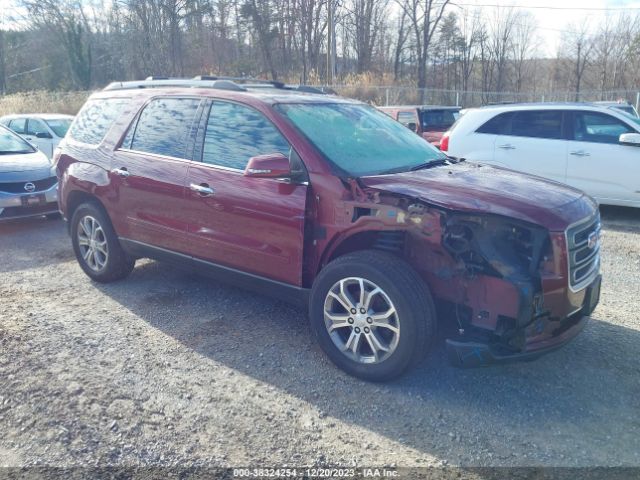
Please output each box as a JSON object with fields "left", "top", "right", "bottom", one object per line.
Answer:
{"left": 56, "top": 77, "right": 601, "bottom": 381}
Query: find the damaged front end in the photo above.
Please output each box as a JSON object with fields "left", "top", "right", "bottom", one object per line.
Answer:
{"left": 437, "top": 214, "right": 589, "bottom": 367}
{"left": 339, "top": 165, "right": 601, "bottom": 368}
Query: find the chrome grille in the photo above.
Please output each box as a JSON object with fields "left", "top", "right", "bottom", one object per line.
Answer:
{"left": 566, "top": 214, "right": 601, "bottom": 291}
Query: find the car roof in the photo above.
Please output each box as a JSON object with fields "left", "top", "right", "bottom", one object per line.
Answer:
{"left": 473, "top": 102, "right": 633, "bottom": 113}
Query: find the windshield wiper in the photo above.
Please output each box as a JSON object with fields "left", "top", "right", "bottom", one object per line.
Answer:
{"left": 409, "top": 158, "right": 449, "bottom": 171}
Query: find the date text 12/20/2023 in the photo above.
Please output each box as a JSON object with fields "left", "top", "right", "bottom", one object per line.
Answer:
{"left": 232, "top": 467, "right": 399, "bottom": 477}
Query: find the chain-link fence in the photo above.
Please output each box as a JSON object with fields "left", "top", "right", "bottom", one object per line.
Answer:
{"left": 325, "top": 85, "right": 640, "bottom": 110}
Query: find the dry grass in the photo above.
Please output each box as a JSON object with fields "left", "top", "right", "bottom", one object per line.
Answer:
{"left": 0, "top": 91, "right": 91, "bottom": 117}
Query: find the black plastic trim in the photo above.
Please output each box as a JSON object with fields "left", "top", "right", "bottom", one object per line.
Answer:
{"left": 119, "top": 238, "right": 309, "bottom": 307}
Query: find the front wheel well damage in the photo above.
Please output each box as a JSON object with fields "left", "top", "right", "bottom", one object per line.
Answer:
{"left": 324, "top": 230, "right": 407, "bottom": 267}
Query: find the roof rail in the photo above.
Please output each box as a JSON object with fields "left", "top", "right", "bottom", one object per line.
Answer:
{"left": 103, "top": 75, "right": 330, "bottom": 95}
{"left": 103, "top": 78, "right": 248, "bottom": 92}
{"left": 193, "top": 75, "right": 285, "bottom": 88}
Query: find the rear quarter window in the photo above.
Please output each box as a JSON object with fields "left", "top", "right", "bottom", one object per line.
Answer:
{"left": 68, "top": 98, "right": 129, "bottom": 145}
{"left": 476, "top": 112, "right": 513, "bottom": 134}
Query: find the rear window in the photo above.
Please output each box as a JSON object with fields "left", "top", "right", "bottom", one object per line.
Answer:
{"left": 68, "top": 98, "right": 129, "bottom": 145}
{"left": 421, "top": 109, "right": 459, "bottom": 128}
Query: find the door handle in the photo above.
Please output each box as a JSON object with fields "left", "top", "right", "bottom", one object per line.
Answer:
{"left": 570, "top": 150, "right": 590, "bottom": 157}
{"left": 111, "top": 167, "right": 130, "bottom": 178}
{"left": 190, "top": 183, "right": 215, "bottom": 197}
{"left": 497, "top": 144, "right": 516, "bottom": 150}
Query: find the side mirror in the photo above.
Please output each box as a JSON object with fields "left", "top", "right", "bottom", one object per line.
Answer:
{"left": 407, "top": 122, "right": 418, "bottom": 133}
{"left": 35, "top": 131, "right": 52, "bottom": 139}
{"left": 244, "top": 153, "right": 290, "bottom": 179}
{"left": 619, "top": 133, "right": 640, "bottom": 146}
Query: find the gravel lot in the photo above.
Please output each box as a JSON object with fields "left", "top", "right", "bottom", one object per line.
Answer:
{"left": 0, "top": 206, "right": 639, "bottom": 471}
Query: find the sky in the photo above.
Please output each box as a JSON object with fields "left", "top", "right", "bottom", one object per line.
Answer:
{"left": 455, "top": 0, "right": 640, "bottom": 56}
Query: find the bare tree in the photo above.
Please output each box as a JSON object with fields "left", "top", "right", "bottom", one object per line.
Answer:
{"left": 349, "top": 0, "right": 388, "bottom": 73}
{"left": 511, "top": 11, "right": 537, "bottom": 93}
{"left": 562, "top": 23, "right": 594, "bottom": 101}
{"left": 21, "top": 0, "right": 92, "bottom": 89}
{"left": 392, "top": 7, "right": 409, "bottom": 80}
{"left": 396, "top": 0, "right": 451, "bottom": 99}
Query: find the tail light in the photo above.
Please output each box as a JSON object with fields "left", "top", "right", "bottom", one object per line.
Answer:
{"left": 440, "top": 133, "right": 450, "bottom": 152}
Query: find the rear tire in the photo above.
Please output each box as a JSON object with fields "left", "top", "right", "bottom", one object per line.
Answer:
{"left": 309, "top": 250, "right": 436, "bottom": 381}
{"left": 70, "top": 202, "right": 135, "bottom": 283}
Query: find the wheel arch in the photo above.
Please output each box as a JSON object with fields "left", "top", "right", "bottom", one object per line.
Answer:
{"left": 318, "top": 229, "right": 408, "bottom": 274}
{"left": 65, "top": 190, "right": 108, "bottom": 226}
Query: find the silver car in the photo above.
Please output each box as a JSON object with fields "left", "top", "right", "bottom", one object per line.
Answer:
{"left": 0, "top": 125, "right": 59, "bottom": 221}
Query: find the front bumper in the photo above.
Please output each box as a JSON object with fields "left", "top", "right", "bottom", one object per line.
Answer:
{"left": 447, "top": 274, "right": 601, "bottom": 368}
{"left": 0, "top": 183, "right": 59, "bottom": 221}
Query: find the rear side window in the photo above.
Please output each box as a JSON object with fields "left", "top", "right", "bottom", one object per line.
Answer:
{"left": 511, "top": 110, "right": 563, "bottom": 139}
{"left": 476, "top": 112, "right": 512, "bottom": 134}
{"left": 69, "top": 98, "right": 129, "bottom": 145}
{"left": 124, "top": 98, "right": 201, "bottom": 159}
{"left": 202, "top": 101, "right": 290, "bottom": 170}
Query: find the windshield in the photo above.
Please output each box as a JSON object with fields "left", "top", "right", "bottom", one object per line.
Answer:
{"left": 276, "top": 103, "right": 446, "bottom": 176}
{"left": 421, "top": 109, "right": 460, "bottom": 129}
{"left": 0, "top": 127, "right": 36, "bottom": 154}
{"left": 45, "top": 118, "right": 73, "bottom": 137}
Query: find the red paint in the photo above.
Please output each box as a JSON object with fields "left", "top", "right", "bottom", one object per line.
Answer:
{"left": 58, "top": 85, "right": 599, "bottom": 361}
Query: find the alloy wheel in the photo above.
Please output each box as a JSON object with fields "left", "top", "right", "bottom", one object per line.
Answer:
{"left": 323, "top": 277, "right": 400, "bottom": 364}
{"left": 76, "top": 215, "right": 109, "bottom": 272}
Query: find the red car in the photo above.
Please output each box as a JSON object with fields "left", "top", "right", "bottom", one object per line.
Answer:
{"left": 379, "top": 105, "right": 461, "bottom": 148}
{"left": 56, "top": 78, "right": 601, "bottom": 381}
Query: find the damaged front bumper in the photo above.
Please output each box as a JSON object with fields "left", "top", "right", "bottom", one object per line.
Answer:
{"left": 446, "top": 274, "right": 601, "bottom": 368}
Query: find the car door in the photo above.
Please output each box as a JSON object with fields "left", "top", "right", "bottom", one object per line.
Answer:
{"left": 492, "top": 110, "right": 568, "bottom": 184}
{"left": 184, "top": 99, "right": 308, "bottom": 286}
{"left": 25, "top": 118, "right": 54, "bottom": 159}
{"left": 566, "top": 110, "right": 640, "bottom": 206}
{"left": 111, "top": 96, "right": 203, "bottom": 253}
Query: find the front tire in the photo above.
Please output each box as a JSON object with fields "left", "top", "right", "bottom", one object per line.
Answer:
{"left": 70, "top": 202, "right": 135, "bottom": 283}
{"left": 309, "top": 250, "right": 436, "bottom": 381}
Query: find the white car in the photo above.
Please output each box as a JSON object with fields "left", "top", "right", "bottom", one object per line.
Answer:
{"left": 0, "top": 114, "right": 74, "bottom": 159}
{"left": 441, "top": 103, "right": 640, "bottom": 208}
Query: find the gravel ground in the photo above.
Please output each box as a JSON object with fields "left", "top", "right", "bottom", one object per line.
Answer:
{"left": 0, "top": 206, "right": 639, "bottom": 471}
